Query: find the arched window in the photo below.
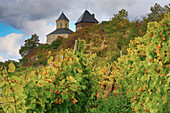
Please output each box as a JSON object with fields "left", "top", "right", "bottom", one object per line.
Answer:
{"left": 60, "top": 23, "right": 62, "bottom": 28}
{"left": 65, "top": 23, "right": 67, "bottom": 28}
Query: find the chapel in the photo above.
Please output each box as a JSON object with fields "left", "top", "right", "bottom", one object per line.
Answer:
{"left": 46, "top": 10, "right": 98, "bottom": 44}
{"left": 46, "top": 12, "right": 73, "bottom": 44}
{"left": 75, "top": 10, "right": 99, "bottom": 31}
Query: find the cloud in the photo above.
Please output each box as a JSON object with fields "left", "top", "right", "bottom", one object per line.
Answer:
{"left": 0, "top": 33, "right": 24, "bottom": 62}
{"left": 0, "top": 0, "right": 169, "bottom": 62}
{"left": 0, "top": 0, "right": 168, "bottom": 23}
{"left": 0, "top": 0, "right": 69, "bottom": 28}
{"left": 0, "top": 0, "right": 168, "bottom": 37}
{"left": 22, "top": 19, "right": 55, "bottom": 43}
{"left": 0, "top": 56, "right": 5, "bottom": 62}
{"left": 73, "top": 0, "right": 169, "bottom": 21}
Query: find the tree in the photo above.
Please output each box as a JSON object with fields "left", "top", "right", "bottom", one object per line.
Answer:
{"left": 113, "top": 9, "right": 128, "bottom": 20}
{"left": 144, "top": 3, "right": 170, "bottom": 22}
{"left": 105, "top": 9, "right": 131, "bottom": 36}
{"left": 51, "top": 37, "right": 63, "bottom": 49}
{"left": 19, "top": 34, "right": 39, "bottom": 57}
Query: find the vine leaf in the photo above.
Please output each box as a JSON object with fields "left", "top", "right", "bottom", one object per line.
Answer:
{"left": 47, "top": 56, "right": 53, "bottom": 65}
{"left": 47, "top": 51, "right": 51, "bottom": 57}
{"left": 8, "top": 62, "right": 16, "bottom": 73}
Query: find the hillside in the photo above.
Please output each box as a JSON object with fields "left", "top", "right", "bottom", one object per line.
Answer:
{"left": 18, "top": 4, "right": 169, "bottom": 68}
{"left": 21, "top": 10, "right": 146, "bottom": 67}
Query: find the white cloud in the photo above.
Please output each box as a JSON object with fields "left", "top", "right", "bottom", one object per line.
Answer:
{"left": 0, "top": 56, "right": 5, "bottom": 62}
{"left": 0, "top": 33, "right": 24, "bottom": 62}
{"left": 22, "top": 19, "right": 55, "bottom": 43}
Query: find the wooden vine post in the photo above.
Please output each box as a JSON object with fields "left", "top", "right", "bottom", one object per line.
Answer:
{"left": 73, "top": 39, "right": 78, "bottom": 54}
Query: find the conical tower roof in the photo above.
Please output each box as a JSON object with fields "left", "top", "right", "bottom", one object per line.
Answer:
{"left": 57, "top": 12, "right": 69, "bottom": 21}
{"left": 75, "top": 10, "right": 98, "bottom": 25}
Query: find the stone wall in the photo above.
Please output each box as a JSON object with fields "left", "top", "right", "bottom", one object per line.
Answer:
{"left": 76, "top": 23, "right": 97, "bottom": 31}
{"left": 46, "top": 34, "right": 69, "bottom": 44}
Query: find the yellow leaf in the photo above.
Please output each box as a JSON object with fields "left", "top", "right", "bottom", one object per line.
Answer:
{"left": 8, "top": 62, "right": 16, "bottom": 73}
{"left": 60, "top": 79, "right": 65, "bottom": 85}
{"left": 70, "top": 84, "right": 78, "bottom": 91}
{"left": 72, "top": 97, "right": 78, "bottom": 102}
{"left": 47, "top": 51, "right": 51, "bottom": 57}
{"left": 77, "top": 68, "right": 83, "bottom": 73}
{"left": 47, "top": 56, "right": 53, "bottom": 65}
{"left": 67, "top": 76, "right": 74, "bottom": 82}
{"left": 145, "top": 96, "right": 149, "bottom": 103}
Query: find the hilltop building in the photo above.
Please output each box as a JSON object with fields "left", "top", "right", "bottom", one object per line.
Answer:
{"left": 75, "top": 10, "right": 99, "bottom": 31}
{"left": 46, "top": 10, "right": 99, "bottom": 44}
{"left": 46, "top": 12, "right": 73, "bottom": 44}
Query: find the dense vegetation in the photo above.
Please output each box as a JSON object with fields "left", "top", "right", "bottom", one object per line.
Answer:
{"left": 0, "top": 3, "right": 169, "bottom": 113}
{"left": 110, "top": 12, "right": 169, "bottom": 112}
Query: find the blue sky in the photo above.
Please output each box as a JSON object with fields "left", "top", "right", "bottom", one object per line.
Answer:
{"left": 0, "top": 0, "right": 169, "bottom": 62}
{"left": 0, "top": 22, "right": 22, "bottom": 37}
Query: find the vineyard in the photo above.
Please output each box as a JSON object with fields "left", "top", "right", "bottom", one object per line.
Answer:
{"left": 0, "top": 12, "right": 169, "bottom": 113}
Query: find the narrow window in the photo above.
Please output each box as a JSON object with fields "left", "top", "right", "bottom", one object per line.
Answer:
{"left": 65, "top": 23, "right": 67, "bottom": 28}
{"left": 60, "top": 23, "right": 62, "bottom": 28}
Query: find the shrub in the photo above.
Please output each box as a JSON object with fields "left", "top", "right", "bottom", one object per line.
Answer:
{"left": 37, "top": 52, "right": 42, "bottom": 59}
{"left": 91, "top": 92, "right": 132, "bottom": 113}
{"left": 0, "top": 39, "right": 101, "bottom": 113}
{"left": 111, "top": 13, "right": 169, "bottom": 112}
{"left": 39, "top": 44, "right": 51, "bottom": 50}
{"left": 51, "top": 37, "right": 64, "bottom": 49}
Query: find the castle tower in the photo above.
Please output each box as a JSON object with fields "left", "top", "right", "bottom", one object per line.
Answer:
{"left": 75, "top": 10, "right": 99, "bottom": 31}
{"left": 56, "top": 12, "right": 69, "bottom": 29}
{"left": 46, "top": 12, "right": 73, "bottom": 44}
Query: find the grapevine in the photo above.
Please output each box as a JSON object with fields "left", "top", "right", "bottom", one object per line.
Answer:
{"left": 110, "top": 12, "right": 170, "bottom": 112}
{"left": 0, "top": 39, "right": 102, "bottom": 113}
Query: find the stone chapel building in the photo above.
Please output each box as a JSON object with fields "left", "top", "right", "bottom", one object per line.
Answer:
{"left": 75, "top": 10, "right": 99, "bottom": 31}
{"left": 46, "top": 10, "right": 98, "bottom": 44}
{"left": 46, "top": 12, "right": 73, "bottom": 44}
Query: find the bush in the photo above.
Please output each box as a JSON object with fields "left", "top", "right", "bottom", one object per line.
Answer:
{"left": 39, "top": 44, "right": 51, "bottom": 50}
{"left": 91, "top": 92, "right": 132, "bottom": 113}
{"left": 0, "top": 39, "right": 101, "bottom": 113}
{"left": 51, "top": 37, "right": 64, "bottom": 49}
{"left": 37, "top": 52, "right": 42, "bottom": 59}
{"left": 111, "top": 13, "right": 169, "bottom": 112}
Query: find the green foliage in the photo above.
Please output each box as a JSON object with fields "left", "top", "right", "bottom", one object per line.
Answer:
{"left": 19, "top": 34, "right": 39, "bottom": 57}
{"left": 37, "top": 52, "right": 42, "bottom": 59}
{"left": 39, "top": 44, "right": 51, "bottom": 50}
{"left": 20, "top": 57, "right": 28, "bottom": 66}
{"left": 91, "top": 93, "right": 132, "bottom": 113}
{"left": 113, "top": 9, "right": 128, "bottom": 20}
{"left": 144, "top": 3, "right": 170, "bottom": 23}
{"left": 51, "top": 37, "right": 64, "bottom": 49}
{"left": 0, "top": 60, "right": 19, "bottom": 69}
{"left": 105, "top": 9, "right": 131, "bottom": 36}
{"left": 0, "top": 39, "right": 102, "bottom": 113}
{"left": 111, "top": 13, "right": 170, "bottom": 112}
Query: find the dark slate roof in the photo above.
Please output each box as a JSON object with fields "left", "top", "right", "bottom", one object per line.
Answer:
{"left": 57, "top": 12, "right": 69, "bottom": 21}
{"left": 75, "top": 10, "right": 98, "bottom": 25}
{"left": 47, "top": 28, "right": 73, "bottom": 35}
